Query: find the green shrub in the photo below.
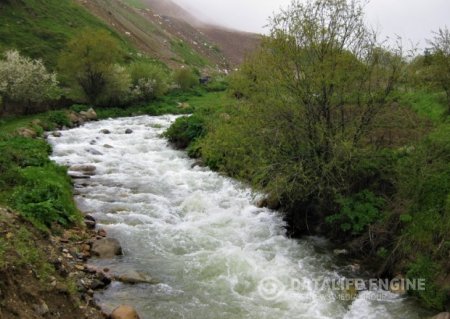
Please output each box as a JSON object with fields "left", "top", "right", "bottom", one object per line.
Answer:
{"left": 47, "top": 110, "right": 71, "bottom": 127}
{"left": 128, "top": 61, "right": 169, "bottom": 100}
{"left": 173, "top": 68, "right": 198, "bottom": 90}
{"left": 326, "top": 190, "right": 385, "bottom": 235}
{"left": 407, "top": 256, "right": 447, "bottom": 310}
{"left": 163, "top": 115, "right": 205, "bottom": 149}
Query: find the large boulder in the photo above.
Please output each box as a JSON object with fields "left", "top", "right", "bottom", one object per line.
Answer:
{"left": 91, "top": 238, "right": 122, "bottom": 258}
{"left": 110, "top": 305, "right": 140, "bottom": 319}
{"left": 68, "top": 112, "right": 84, "bottom": 126}
{"left": 80, "top": 108, "right": 97, "bottom": 121}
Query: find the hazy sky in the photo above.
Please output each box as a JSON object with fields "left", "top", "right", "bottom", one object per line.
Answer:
{"left": 172, "top": 0, "right": 450, "bottom": 48}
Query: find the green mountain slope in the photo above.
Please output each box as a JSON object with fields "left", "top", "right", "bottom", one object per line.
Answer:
{"left": 0, "top": 0, "right": 133, "bottom": 68}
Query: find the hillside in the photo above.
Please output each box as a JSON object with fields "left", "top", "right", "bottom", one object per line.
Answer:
{"left": 0, "top": 0, "right": 260, "bottom": 71}
{"left": 77, "top": 0, "right": 261, "bottom": 68}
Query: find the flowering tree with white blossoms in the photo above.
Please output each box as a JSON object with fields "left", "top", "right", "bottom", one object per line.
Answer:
{"left": 0, "top": 50, "right": 59, "bottom": 112}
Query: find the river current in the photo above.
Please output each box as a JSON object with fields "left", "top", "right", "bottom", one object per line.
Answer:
{"left": 49, "top": 115, "right": 427, "bottom": 319}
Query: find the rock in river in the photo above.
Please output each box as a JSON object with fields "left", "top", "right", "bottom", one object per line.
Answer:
{"left": 91, "top": 238, "right": 122, "bottom": 258}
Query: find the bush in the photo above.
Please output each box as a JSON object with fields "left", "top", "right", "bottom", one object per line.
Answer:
{"left": 128, "top": 62, "right": 169, "bottom": 101}
{"left": 47, "top": 110, "right": 71, "bottom": 127}
{"left": 173, "top": 68, "right": 198, "bottom": 90}
{"left": 0, "top": 50, "right": 60, "bottom": 111}
{"left": 326, "top": 190, "right": 385, "bottom": 235}
{"left": 163, "top": 115, "right": 205, "bottom": 149}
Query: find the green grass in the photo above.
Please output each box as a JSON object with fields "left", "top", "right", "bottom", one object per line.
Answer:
{"left": 397, "top": 90, "right": 447, "bottom": 122}
{"left": 0, "top": 0, "right": 133, "bottom": 68}
{"left": 171, "top": 40, "right": 208, "bottom": 67}
{"left": 123, "top": 0, "right": 146, "bottom": 9}
{"left": 0, "top": 121, "right": 80, "bottom": 230}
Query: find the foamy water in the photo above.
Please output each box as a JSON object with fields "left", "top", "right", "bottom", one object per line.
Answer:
{"left": 48, "top": 115, "right": 427, "bottom": 319}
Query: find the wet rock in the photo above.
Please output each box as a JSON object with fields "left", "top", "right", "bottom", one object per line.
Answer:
{"left": 103, "top": 144, "right": 114, "bottom": 149}
{"left": 97, "top": 228, "right": 107, "bottom": 237}
{"left": 110, "top": 305, "right": 140, "bottom": 319}
{"left": 86, "top": 148, "right": 103, "bottom": 156}
{"left": 125, "top": 128, "right": 133, "bottom": 134}
{"left": 91, "top": 238, "right": 122, "bottom": 258}
{"left": 52, "top": 131, "right": 62, "bottom": 137}
{"left": 68, "top": 172, "right": 91, "bottom": 179}
{"left": 114, "top": 270, "right": 157, "bottom": 285}
{"left": 70, "top": 164, "right": 96, "bottom": 173}
{"left": 84, "top": 215, "right": 96, "bottom": 229}
{"left": 100, "top": 129, "right": 111, "bottom": 134}
{"left": 17, "top": 127, "right": 37, "bottom": 138}
{"left": 80, "top": 108, "right": 97, "bottom": 121}
{"left": 431, "top": 313, "right": 450, "bottom": 319}
{"left": 90, "top": 139, "right": 97, "bottom": 145}
{"left": 69, "top": 112, "right": 86, "bottom": 126}
{"left": 89, "top": 279, "right": 106, "bottom": 290}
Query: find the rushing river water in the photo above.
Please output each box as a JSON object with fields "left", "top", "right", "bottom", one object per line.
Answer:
{"left": 49, "top": 115, "right": 428, "bottom": 319}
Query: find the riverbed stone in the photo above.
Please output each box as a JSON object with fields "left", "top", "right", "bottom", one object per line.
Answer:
{"left": 91, "top": 238, "right": 122, "bottom": 258}
{"left": 86, "top": 147, "right": 103, "bottom": 156}
{"left": 69, "top": 164, "right": 96, "bottom": 173}
{"left": 114, "top": 270, "right": 156, "bottom": 285}
{"left": 110, "top": 305, "right": 140, "bottom": 319}
{"left": 100, "top": 129, "right": 111, "bottom": 134}
{"left": 125, "top": 128, "right": 133, "bottom": 134}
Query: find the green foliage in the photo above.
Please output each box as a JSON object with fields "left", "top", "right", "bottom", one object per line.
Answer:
{"left": 205, "top": 77, "right": 229, "bottom": 92}
{"left": 164, "top": 115, "right": 205, "bottom": 149}
{"left": 47, "top": 110, "right": 70, "bottom": 127}
{"left": 11, "top": 164, "right": 79, "bottom": 229}
{"left": 326, "top": 191, "right": 385, "bottom": 235}
{"left": 0, "top": 0, "right": 126, "bottom": 68}
{"left": 395, "top": 90, "right": 447, "bottom": 121}
{"left": 170, "top": 40, "right": 207, "bottom": 67}
{"left": 58, "top": 28, "right": 124, "bottom": 104}
{"left": 0, "top": 50, "right": 60, "bottom": 108}
{"left": 407, "top": 256, "right": 447, "bottom": 310}
{"left": 0, "top": 129, "right": 81, "bottom": 230}
{"left": 173, "top": 68, "right": 198, "bottom": 90}
{"left": 128, "top": 61, "right": 170, "bottom": 101}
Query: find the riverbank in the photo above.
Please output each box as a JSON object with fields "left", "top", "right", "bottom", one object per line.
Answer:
{"left": 0, "top": 90, "right": 228, "bottom": 318}
{"left": 163, "top": 89, "right": 450, "bottom": 312}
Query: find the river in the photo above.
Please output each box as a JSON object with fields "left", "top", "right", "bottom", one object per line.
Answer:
{"left": 48, "top": 115, "right": 428, "bottom": 319}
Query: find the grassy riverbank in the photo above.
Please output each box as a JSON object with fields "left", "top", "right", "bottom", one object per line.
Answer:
{"left": 165, "top": 89, "right": 450, "bottom": 310}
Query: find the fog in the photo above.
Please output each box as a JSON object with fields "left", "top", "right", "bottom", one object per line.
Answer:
{"left": 172, "top": 0, "right": 450, "bottom": 49}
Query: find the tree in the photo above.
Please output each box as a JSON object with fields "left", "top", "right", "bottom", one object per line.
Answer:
{"left": 427, "top": 27, "right": 450, "bottom": 113}
{"left": 58, "top": 29, "right": 123, "bottom": 104}
{"left": 0, "top": 50, "right": 59, "bottom": 114}
{"left": 205, "top": 0, "right": 404, "bottom": 222}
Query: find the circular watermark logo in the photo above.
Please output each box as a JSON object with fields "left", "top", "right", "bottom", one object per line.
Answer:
{"left": 258, "top": 277, "right": 286, "bottom": 301}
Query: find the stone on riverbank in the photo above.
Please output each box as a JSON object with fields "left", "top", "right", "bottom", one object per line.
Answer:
{"left": 91, "top": 238, "right": 122, "bottom": 258}
{"left": 111, "top": 305, "right": 140, "bottom": 319}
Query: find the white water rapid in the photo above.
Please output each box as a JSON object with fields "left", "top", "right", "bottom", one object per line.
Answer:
{"left": 49, "top": 115, "right": 428, "bottom": 319}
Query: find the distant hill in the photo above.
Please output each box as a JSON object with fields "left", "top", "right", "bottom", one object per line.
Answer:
{"left": 0, "top": 0, "right": 260, "bottom": 70}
